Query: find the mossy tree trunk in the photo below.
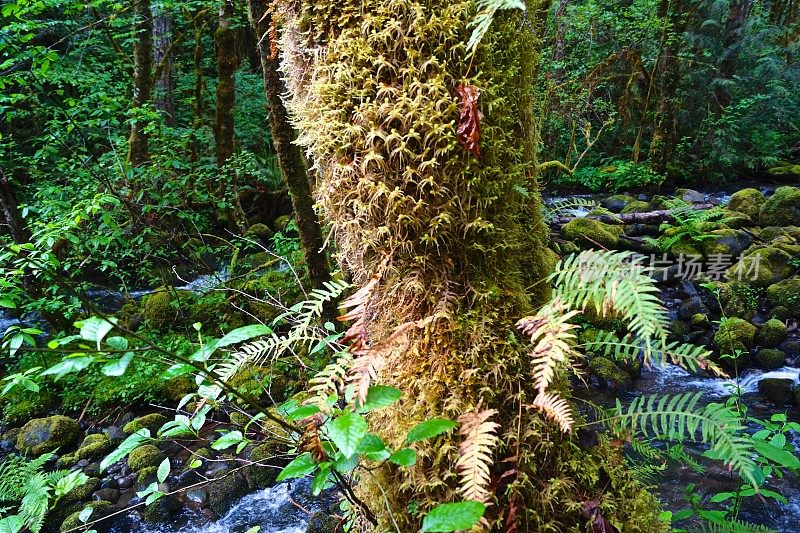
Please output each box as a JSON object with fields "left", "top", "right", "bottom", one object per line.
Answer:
{"left": 716, "top": 0, "right": 754, "bottom": 110}
{"left": 152, "top": 8, "right": 176, "bottom": 126}
{"left": 214, "top": 0, "right": 239, "bottom": 168}
{"left": 246, "top": 0, "right": 332, "bottom": 313}
{"left": 189, "top": 10, "right": 207, "bottom": 164}
{"left": 127, "top": 0, "right": 153, "bottom": 167}
{"left": 278, "top": 0, "right": 663, "bottom": 530}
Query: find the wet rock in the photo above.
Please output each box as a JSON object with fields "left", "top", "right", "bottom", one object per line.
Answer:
{"left": 128, "top": 445, "right": 165, "bottom": 472}
{"left": 621, "top": 200, "right": 650, "bottom": 214}
{"left": 677, "top": 189, "right": 706, "bottom": 204}
{"left": 727, "top": 246, "right": 793, "bottom": 288}
{"left": 766, "top": 279, "right": 800, "bottom": 314}
{"left": 93, "top": 488, "right": 120, "bottom": 504}
{"left": 122, "top": 413, "right": 169, "bottom": 435}
{"left": 244, "top": 223, "right": 274, "bottom": 245}
{"left": 701, "top": 229, "right": 752, "bottom": 257}
{"left": 589, "top": 357, "right": 633, "bottom": 391}
{"left": 727, "top": 188, "right": 766, "bottom": 219}
{"left": 60, "top": 501, "right": 115, "bottom": 533}
{"left": 306, "top": 512, "right": 339, "bottom": 533}
{"left": 714, "top": 318, "right": 756, "bottom": 367}
{"left": 143, "top": 494, "right": 181, "bottom": 524}
{"left": 779, "top": 340, "right": 800, "bottom": 358}
{"left": 562, "top": 218, "right": 624, "bottom": 249}
{"left": 690, "top": 313, "right": 710, "bottom": 330}
{"left": 758, "top": 378, "right": 795, "bottom": 406}
{"left": 106, "top": 426, "right": 126, "bottom": 442}
{"left": 756, "top": 319, "right": 788, "bottom": 348}
{"left": 16, "top": 415, "right": 79, "bottom": 457}
{"left": 100, "top": 479, "right": 119, "bottom": 490}
{"left": 207, "top": 472, "right": 249, "bottom": 515}
{"left": 755, "top": 349, "right": 787, "bottom": 371}
{"left": 601, "top": 194, "right": 637, "bottom": 213}
{"left": 759, "top": 186, "right": 800, "bottom": 227}
{"left": 185, "top": 488, "right": 209, "bottom": 506}
{"left": 244, "top": 441, "right": 287, "bottom": 490}
{"left": 118, "top": 473, "right": 136, "bottom": 490}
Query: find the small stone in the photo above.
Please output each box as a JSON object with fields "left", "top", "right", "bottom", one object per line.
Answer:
{"left": 93, "top": 488, "right": 120, "bottom": 503}
{"left": 186, "top": 488, "right": 209, "bottom": 506}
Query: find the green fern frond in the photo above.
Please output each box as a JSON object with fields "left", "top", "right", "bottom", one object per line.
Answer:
{"left": 466, "top": 0, "right": 526, "bottom": 53}
{"left": 542, "top": 198, "right": 599, "bottom": 222}
{"left": 609, "top": 393, "right": 757, "bottom": 485}
{"left": 694, "top": 519, "right": 778, "bottom": 533}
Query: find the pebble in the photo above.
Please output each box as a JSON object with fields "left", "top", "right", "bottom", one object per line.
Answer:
{"left": 93, "top": 488, "right": 120, "bottom": 504}
{"left": 185, "top": 488, "right": 209, "bottom": 506}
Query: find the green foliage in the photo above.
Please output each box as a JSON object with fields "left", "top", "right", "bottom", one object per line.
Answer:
{"left": 565, "top": 160, "right": 665, "bottom": 192}
{"left": 647, "top": 200, "right": 736, "bottom": 253}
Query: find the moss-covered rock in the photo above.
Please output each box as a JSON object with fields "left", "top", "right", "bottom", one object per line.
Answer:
{"left": 128, "top": 444, "right": 165, "bottom": 472}
{"left": 714, "top": 318, "right": 756, "bottom": 358}
{"left": 60, "top": 501, "right": 115, "bottom": 533}
{"left": 756, "top": 319, "right": 788, "bottom": 348}
{"left": 759, "top": 186, "right": 800, "bottom": 227}
{"left": 244, "top": 223, "right": 275, "bottom": 244}
{"left": 727, "top": 189, "right": 766, "bottom": 219}
{"left": 586, "top": 207, "right": 621, "bottom": 221}
{"left": 141, "top": 290, "right": 175, "bottom": 329}
{"left": 755, "top": 348, "right": 786, "bottom": 370}
{"left": 765, "top": 279, "right": 800, "bottom": 312}
{"left": 67, "top": 433, "right": 114, "bottom": 462}
{"left": 123, "top": 413, "right": 169, "bottom": 435}
{"left": 1, "top": 389, "right": 55, "bottom": 425}
{"left": 601, "top": 194, "right": 637, "bottom": 213}
{"left": 726, "top": 245, "right": 793, "bottom": 287}
{"left": 306, "top": 512, "right": 339, "bottom": 533}
{"left": 244, "top": 441, "right": 287, "bottom": 489}
{"left": 16, "top": 415, "right": 79, "bottom": 456}
{"left": 758, "top": 378, "right": 795, "bottom": 406}
{"left": 562, "top": 218, "right": 623, "bottom": 249}
{"left": 589, "top": 357, "right": 633, "bottom": 390}
{"left": 767, "top": 163, "right": 800, "bottom": 180}
{"left": 164, "top": 376, "right": 197, "bottom": 403}
{"left": 690, "top": 313, "right": 710, "bottom": 330}
{"left": 701, "top": 228, "right": 751, "bottom": 257}
{"left": 143, "top": 495, "right": 181, "bottom": 524}
{"left": 207, "top": 472, "right": 249, "bottom": 515}
{"left": 620, "top": 200, "right": 650, "bottom": 214}
{"left": 137, "top": 465, "right": 159, "bottom": 487}
{"left": 718, "top": 282, "right": 760, "bottom": 320}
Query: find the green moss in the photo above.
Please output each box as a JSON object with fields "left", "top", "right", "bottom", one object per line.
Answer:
{"left": 16, "top": 415, "right": 79, "bottom": 456}
{"left": 207, "top": 472, "right": 248, "bottom": 515}
{"left": 766, "top": 279, "right": 800, "bottom": 312}
{"left": 727, "top": 188, "right": 766, "bottom": 219}
{"left": 602, "top": 194, "right": 637, "bottom": 213}
{"left": 759, "top": 186, "right": 800, "bottom": 227}
{"left": 123, "top": 413, "right": 169, "bottom": 435}
{"left": 164, "top": 376, "right": 196, "bottom": 403}
{"left": 726, "top": 245, "right": 793, "bottom": 288}
{"left": 690, "top": 313, "right": 710, "bottom": 329}
{"left": 1, "top": 388, "right": 54, "bottom": 424}
{"left": 244, "top": 441, "right": 285, "bottom": 489}
{"left": 756, "top": 319, "right": 788, "bottom": 348}
{"left": 719, "top": 282, "right": 760, "bottom": 319}
{"left": 589, "top": 357, "right": 632, "bottom": 390}
{"left": 758, "top": 378, "right": 795, "bottom": 406}
{"left": 244, "top": 223, "right": 274, "bottom": 243}
{"left": 562, "top": 218, "right": 623, "bottom": 249}
{"left": 755, "top": 348, "right": 786, "bottom": 370}
{"left": 62, "top": 477, "right": 100, "bottom": 506}
{"left": 620, "top": 200, "right": 650, "bottom": 214}
{"left": 141, "top": 290, "right": 175, "bottom": 329}
{"left": 714, "top": 317, "right": 756, "bottom": 359}
{"left": 127, "top": 444, "right": 165, "bottom": 471}
{"left": 60, "top": 501, "right": 115, "bottom": 532}
{"left": 586, "top": 207, "right": 621, "bottom": 220}
{"left": 137, "top": 465, "right": 158, "bottom": 486}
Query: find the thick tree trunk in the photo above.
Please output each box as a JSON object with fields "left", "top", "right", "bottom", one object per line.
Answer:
{"left": 246, "top": 0, "right": 332, "bottom": 305}
{"left": 278, "top": 0, "right": 663, "bottom": 530}
{"left": 127, "top": 0, "right": 153, "bottom": 167}
{"left": 715, "top": 0, "right": 754, "bottom": 110}
{"left": 214, "top": 0, "right": 238, "bottom": 167}
{"left": 152, "top": 9, "right": 176, "bottom": 126}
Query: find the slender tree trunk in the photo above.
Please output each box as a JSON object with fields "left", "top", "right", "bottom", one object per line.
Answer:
{"left": 190, "top": 13, "right": 205, "bottom": 164}
{"left": 246, "top": 0, "right": 332, "bottom": 303}
{"left": 128, "top": 0, "right": 153, "bottom": 167}
{"left": 715, "top": 0, "right": 754, "bottom": 110}
{"left": 152, "top": 9, "right": 176, "bottom": 126}
{"left": 552, "top": 0, "right": 569, "bottom": 82}
{"left": 214, "top": 0, "right": 238, "bottom": 167}
{"left": 278, "top": 0, "right": 663, "bottom": 530}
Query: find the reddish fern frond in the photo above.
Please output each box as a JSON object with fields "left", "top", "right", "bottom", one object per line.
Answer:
{"left": 528, "top": 392, "right": 574, "bottom": 434}
{"left": 517, "top": 301, "right": 579, "bottom": 394}
{"left": 338, "top": 273, "right": 381, "bottom": 348}
{"left": 456, "top": 409, "right": 500, "bottom": 503}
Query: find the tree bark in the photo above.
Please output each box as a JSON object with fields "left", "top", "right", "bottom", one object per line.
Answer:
{"left": 152, "top": 8, "right": 176, "bottom": 126}
{"left": 214, "top": 0, "right": 239, "bottom": 167}
{"left": 189, "top": 11, "right": 206, "bottom": 164}
{"left": 278, "top": 0, "right": 663, "bottom": 530}
{"left": 552, "top": 0, "right": 569, "bottom": 82}
{"left": 246, "top": 0, "right": 332, "bottom": 304}
{"left": 127, "top": 0, "right": 153, "bottom": 167}
{"left": 715, "top": 0, "right": 754, "bottom": 110}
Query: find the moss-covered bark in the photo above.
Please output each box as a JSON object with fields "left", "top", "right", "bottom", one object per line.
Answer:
{"left": 127, "top": 0, "right": 153, "bottom": 167}
{"left": 278, "top": 0, "right": 664, "bottom": 529}
{"left": 214, "top": 0, "right": 239, "bottom": 168}
{"left": 246, "top": 0, "right": 332, "bottom": 311}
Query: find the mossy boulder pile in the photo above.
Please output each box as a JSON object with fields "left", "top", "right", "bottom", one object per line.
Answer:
{"left": 759, "top": 186, "right": 800, "bottom": 227}
{"left": 727, "top": 188, "right": 765, "bottom": 219}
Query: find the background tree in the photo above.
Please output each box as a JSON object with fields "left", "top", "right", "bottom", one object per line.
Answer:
{"left": 128, "top": 0, "right": 154, "bottom": 167}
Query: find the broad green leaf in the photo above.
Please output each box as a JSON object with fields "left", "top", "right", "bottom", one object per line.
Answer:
{"left": 287, "top": 404, "right": 321, "bottom": 421}
{"left": 41, "top": 356, "right": 94, "bottom": 380}
{"left": 190, "top": 324, "right": 273, "bottom": 362}
{"left": 389, "top": 448, "right": 417, "bottom": 467}
{"left": 421, "top": 501, "right": 486, "bottom": 532}
{"left": 405, "top": 418, "right": 458, "bottom": 444}
{"left": 709, "top": 492, "right": 735, "bottom": 503}
{"left": 358, "top": 385, "right": 402, "bottom": 412}
{"left": 326, "top": 412, "right": 368, "bottom": 459}
{"left": 162, "top": 363, "right": 196, "bottom": 379}
{"left": 102, "top": 352, "right": 134, "bottom": 377}
{"left": 211, "top": 430, "right": 244, "bottom": 451}
{"left": 157, "top": 458, "right": 170, "bottom": 483}
{"left": 79, "top": 317, "right": 116, "bottom": 349}
{"left": 106, "top": 336, "right": 129, "bottom": 350}
{"left": 276, "top": 452, "right": 316, "bottom": 482}
{"left": 311, "top": 464, "right": 332, "bottom": 496}
{"left": 753, "top": 439, "right": 800, "bottom": 469}
{"left": 0, "top": 299, "right": 16, "bottom": 308}
{"left": 78, "top": 507, "right": 94, "bottom": 523}
{"left": 101, "top": 429, "right": 150, "bottom": 472}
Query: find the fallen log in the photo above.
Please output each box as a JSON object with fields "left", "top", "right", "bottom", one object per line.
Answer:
{"left": 551, "top": 203, "right": 714, "bottom": 226}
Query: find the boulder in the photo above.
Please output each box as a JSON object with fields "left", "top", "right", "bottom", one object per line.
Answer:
{"left": 620, "top": 200, "right": 650, "bottom": 214}
{"left": 727, "top": 189, "right": 766, "bottom": 219}
{"left": 243, "top": 223, "right": 274, "bottom": 245}
{"left": 714, "top": 318, "right": 756, "bottom": 358}
{"left": 758, "top": 378, "right": 795, "bottom": 406}
{"left": 759, "top": 186, "right": 800, "bottom": 227}
{"left": 727, "top": 245, "right": 794, "bottom": 287}
{"left": 127, "top": 445, "right": 165, "bottom": 472}
{"left": 778, "top": 340, "right": 800, "bottom": 358}
{"left": 601, "top": 194, "right": 638, "bottom": 213}
{"left": 123, "top": 413, "right": 169, "bottom": 435}
{"left": 562, "top": 218, "right": 623, "bottom": 249}
{"left": 244, "top": 441, "right": 287, "bottom": 490}
{"left": 766, "top": 279, "right": 800, "bottom": 313}
{"left": 16, "top": 415, "right": 79, "bottom": 457}
{"left": 588, "top": 357, "right": 633, "bottom": 391}
{"left": 755, "top": 349, "right": 787, "bottom": 371}
{"left": 207, "top": 471, "right": 249, "bottom": 515}
{"left": 755, "top": 319, "right": 788, "bottom": 348}
{"left": 701, "top": 229, "right": 752, "bottom": 257}
{"left": 59, "top": 501, "right": 115, "bottom": 533}
{"left": 306, "top": 512, "right": 340, "bottom": 533}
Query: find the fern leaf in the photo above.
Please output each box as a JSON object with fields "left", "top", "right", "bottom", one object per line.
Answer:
{"left": 517, "top": 300, "right": 579, "bottom": 394}
{"left": 528, "top": 392, "right": 574, "bottom": 433}
{"left": 456, "top": 409, "right": 500, "bottom": 503}
{"left": 694, "top": 519, "right": 778, "bottom": 533}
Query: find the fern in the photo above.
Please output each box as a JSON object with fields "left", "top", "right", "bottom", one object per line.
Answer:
{"left": 306, "top": 350, "right": 353, "bottom": 409}
{"left": 608, "top": 393, "right": 758, "bottom": 485}
{"left": 528, "top": 392, "right": 574, "bottom": 433}
{"left": 466, "top": 0, "right": 526, "bottom": 53}
{"left": 694, "top": 519, "right": 778, "bottom": 533}
{"left": 456, "top": 409, "right": 499, "bottom": 503}
{"left": 542, "top": 197, "right": 599, "bottom": 223}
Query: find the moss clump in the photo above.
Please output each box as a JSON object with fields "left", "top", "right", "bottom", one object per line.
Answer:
{"left": 758, "top": 378, "right": 795, "bottom": 406}
{"left": 244, "top": 223, "right": 274, "bottom": 244}
{"left": 759, "top": 186, "right": 800, "bottom": 227}
{"left": 1, "top": 388, "right": 54, "bottom": 424}
{"left": 164, "top": 376, "right": 196, "bottom": 403}
{"left": 714, "top": 318, "right": 756, "bottom": 358}
{"left": 700, "top": 229, "right": 750, "bottom": 257}
{"left": 128, "top": 444, "right": 165, "bottom": 472}
{"left": 766, "top": 279, "right": 800, "bottom": 312}
{"left": 589, "top": 357, "right": 633, "bottom": 390}
{"left": 726, "top": 245, "right": 793, "bottom": 287}
{"left": 306, "top": 512, "right": 339, "bottom": 533}
{"left": 68, "top": 433, "right": 114, "bottom": 462}
{"left": 141, "top": 290, "right": 175, "bottom": 329}
{"left": 137, "top": 465, "right": 158, "bottom": 487}
{"left": 755, "top": 348, "right": 786, "bottom": 370}
{"left": 62, "top": 477, "right": 100, "bottom": 506}
{"left": 244, "top": 441, "right": 286, "bottom": 489}
{"left": 690, "top": 313, "right": 710, "bottom": 329}
{"left": 718, "top": 282, "right": 760, "bottom": 319}
{"left": 123, "top": 413, "right": 169, "bottom": 435}
{"left": 16, "top": 415, "right": 79, "bottom": 456}
{"left": 207, "top": 472, "right": 248, "bottom": 515}
{"left": 60, "top": 501, "right": 115, "bottom": 533}
{"left": 602, "top": 194, "right": 638, "bottom": 213}
{"left": 727, "top": 188, "right": 766, "bottom": 219}
{"left": 756, "top": 319, "right": 788, "bottom": 348}
{"left": 620, "top": 200, "right": 650, "bottom": 214}
{"left": 562, "top": 218, "right": 623, "bottom": 249}
{"left": 586, "top": 207, "right": 621, "bottom": 221}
